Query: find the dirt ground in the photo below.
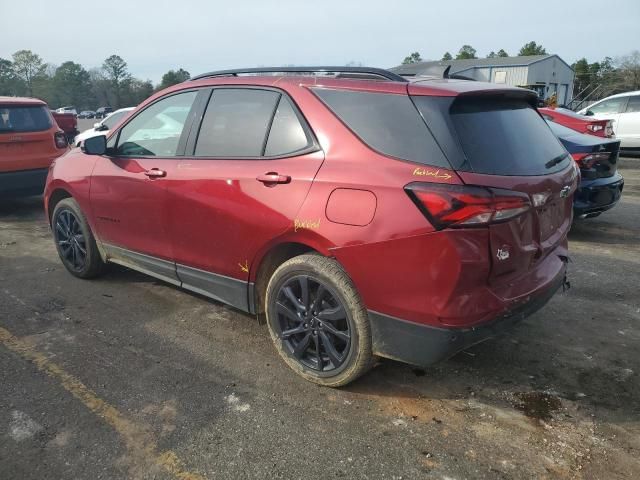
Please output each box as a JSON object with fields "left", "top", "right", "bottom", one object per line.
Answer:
{"left": 0, "top": 159, "right": 639, "bottom": 479}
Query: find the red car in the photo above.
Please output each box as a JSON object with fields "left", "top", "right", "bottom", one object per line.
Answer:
{"left": 539, "top": 107, "right": 614, "bottom": 138}
{"left": 44, "top": 67, "right": 577, "bottom": 386}
{"left": 51, "top": 111, "right": 79, "bottom": 143}
{"left": 1, "top": 96, "right": 69, "bottom": 197}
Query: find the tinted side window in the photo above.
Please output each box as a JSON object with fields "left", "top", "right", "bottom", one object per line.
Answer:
{"left": 313, "top": 89, "right": 449, "bottom": 167}
{"left": 625, "top": 96, "right": 640, "bottom": 113}
{"left": 195, "top": 89, "right": 280, "bottom": 157}
{"left": 264, "top": 96, "right": 310, "bottom": 156}
{"left": 115, "top": 91, "right": 197, "bottom": 157}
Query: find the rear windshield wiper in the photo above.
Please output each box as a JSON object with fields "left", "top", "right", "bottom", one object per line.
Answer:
{"left": 545, "top": 153, "right": 568, "bottom": 169}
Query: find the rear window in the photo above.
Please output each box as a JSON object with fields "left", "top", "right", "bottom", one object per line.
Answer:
{"left": 0, "top": 105, "right": 52, "bottom": 133}
{"left": 448, "top": 99, "right": 569, "bottom": 175}
{"left": 313, "top": 88, "right": 449, "bottom": 168}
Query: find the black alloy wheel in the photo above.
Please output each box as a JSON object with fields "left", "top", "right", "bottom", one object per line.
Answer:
{"left": 54, "top": 209, "right": 87, "bottom": 272}
{"left": 275, "top": 275, "right": 351, "bottom": 372}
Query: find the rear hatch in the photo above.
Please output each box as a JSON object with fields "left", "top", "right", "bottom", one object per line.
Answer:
{"left": 0, "top": 103, "right": 59, "bottom": 172}
{"left": 411, "top": 90, "right": 578, "bottom": 285}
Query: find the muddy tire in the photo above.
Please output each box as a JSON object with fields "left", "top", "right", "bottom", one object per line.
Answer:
{"left": 265, "top": 254, "right": 373, "bottom": 387}
{"left": 52, "top": 198, "right": 105, "bottom": 279}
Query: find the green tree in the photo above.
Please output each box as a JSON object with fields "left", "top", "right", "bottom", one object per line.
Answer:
{"left": 486, "top": 51, "right": 497, "bottom": 58}
{"left": 0, "top": 58, "right": 25, "bottom": 95}
{"left": 518, "top": 41, "right": 547, "bottom": 56}
{"left": 11, "top": 50, "right": 46, "bottom": 96}
{"left": 455, "top": 45, "right": 477, "bottom": 60}
{"left": 572, "top": 57, "right": 591, "bottom": 94}
{"left": 102, "top": 55, "right": 131, "bottom": 108}
{"left": 157, "top": 68, "right": 190, "bottom": 91}
{"left": 121, "top": 78, "right": 154, "bottom": 106}
{"left": 51, "top": 61, "right": 91, "bottom": 109}
{"left": 402, "top": 52, "right": 423, "bottom": 64}
{"left": 441, "top": 52, "right": 453, "bottom": 61}
{"left": 497, "top": 49, "right": 509, "bottom": 57}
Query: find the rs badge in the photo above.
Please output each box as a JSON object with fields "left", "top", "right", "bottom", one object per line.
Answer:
{"left": 496, "top": 247, "right": 510, "bottom": 261}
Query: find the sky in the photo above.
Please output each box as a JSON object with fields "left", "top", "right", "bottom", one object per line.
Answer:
{"left": 2, "top": 0, "right": 639, "bottom": 84}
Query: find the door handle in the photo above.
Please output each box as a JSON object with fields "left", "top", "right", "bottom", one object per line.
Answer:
{"left": 256, "top": 172, "right": 291, "bottom": 185}
{"left": 144, "top": 168, "right": 166, "bottom": 178}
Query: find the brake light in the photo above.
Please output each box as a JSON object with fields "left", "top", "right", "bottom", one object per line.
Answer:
{"left": 571, "top": 152, "right": 610, "bottom": 169}
{"left": 586, "top": 124, "right": 604, "bottom": 133}
{"left": 405, "top": 182, "right": 531, "bottom": 230}
{"left": 54, "top": 131, "right": 68, "bottom": 149}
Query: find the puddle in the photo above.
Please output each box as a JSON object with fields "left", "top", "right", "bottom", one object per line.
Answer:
{"left": 513, "top": 392, "right": 562, "bottom": 421}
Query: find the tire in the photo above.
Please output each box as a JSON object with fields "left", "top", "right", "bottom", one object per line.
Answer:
{"left": 51, "top": 198, "right": 105, "bottom": 279}
{"left": 265, "top": 254, "right": 373, "bottom": 387}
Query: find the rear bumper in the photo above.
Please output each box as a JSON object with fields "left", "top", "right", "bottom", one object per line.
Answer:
{"left": 574, "top": 173, "right": 623, "bottom": 217}
{"left": 369, "top": 262, "right": 567, "bottom": 367}
{"left": 0, "top": 168, "right": 49, "bottom": 197}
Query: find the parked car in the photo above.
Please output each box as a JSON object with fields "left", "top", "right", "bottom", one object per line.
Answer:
{"left": 56, "top": 106, "right": 77, "bottom": 116}
{"left": 78, "top": 110, "right": 96, "bottom": 119}
{"left": 74, "top": 107, "right": 134, "bottom": 146}
{"left": 51, "top": 111, "right": 79, "bottom": 143}
{"left": 95, "top": 107, "right": 113, "bottom": 119}
{"left": 539, "top": 107, "right": 614, "bottom": 138}
{"left": 547, "top": 120, "right": 623, "bottom": 219}
{"left": 45, "top": 67, "right": 577, "bottom": 386}
{"left": 578, "top": 91, "right": 640, "bottom": 149}
{"left": 1, "top": 97, "right": 69, "bottom": 197}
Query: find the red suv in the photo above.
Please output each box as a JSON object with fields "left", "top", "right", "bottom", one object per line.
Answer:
{"left": 44, "top": 67, "right": 577, "bottom": 386}
{"left": 1, "top": 97, "right": 68, "bottom": 197}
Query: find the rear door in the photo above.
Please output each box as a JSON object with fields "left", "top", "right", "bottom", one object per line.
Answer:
{"left": 586, "top": 97, "right": 627, "bottom": 136}
{"left": 616, "top": 95, "right": 640, "bottom": 148}
{"left": 168, "top": 87, "right": 324, "bottom": 309}
{"left": 0, "top": 103, "right": 58, "bottom": 172}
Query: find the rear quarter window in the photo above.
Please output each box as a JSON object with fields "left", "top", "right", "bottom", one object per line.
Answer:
{"left": 312, "top": 88, "right": 449, "bottom": 168}
{"left": 449, "top": 98, "right": 569, "bottom": 176}
{"left": 0, "top": 105, "right": 52, "bottom": 133}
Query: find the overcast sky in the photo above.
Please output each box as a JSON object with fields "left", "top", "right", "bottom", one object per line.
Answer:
{"left": 2, "top": 0, "right": 639, "bottom": 83}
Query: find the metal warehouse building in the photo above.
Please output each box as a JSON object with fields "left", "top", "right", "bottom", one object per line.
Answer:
{"left": 391, "top": 54, "right": 575, "bottom": 105}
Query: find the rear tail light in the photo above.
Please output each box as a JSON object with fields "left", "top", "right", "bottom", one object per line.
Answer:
{"left": 54, "top": 131, "right": 68, "bottom": 149}
{"left": 571, "top": 152, "right": 610, "bottom": 169}
{"left": 405, "top": 182, "right": 531, "bottom": 230}
{"left": 586, "top": 124, "right": 604, "bottom": 133}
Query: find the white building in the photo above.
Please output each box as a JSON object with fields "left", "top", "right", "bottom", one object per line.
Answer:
{"left": 391, "top": 54, "right": 575, "bottom": 105}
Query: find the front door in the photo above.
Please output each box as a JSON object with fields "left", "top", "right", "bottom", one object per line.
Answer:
{"left": 90, "top": 90, "right": 199, "bottom": 284}
{"left": 168, "top": 88, "right": 324, "bottom": 309}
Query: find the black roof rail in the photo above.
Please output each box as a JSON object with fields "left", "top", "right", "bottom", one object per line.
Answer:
{"left": 191, "top": 66, "right": 408, "bottom": 83}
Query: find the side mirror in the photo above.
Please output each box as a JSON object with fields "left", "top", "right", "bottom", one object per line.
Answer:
{"left": 584, "top": 110, "right": 594, "bottom": 117}
{"left": 82, "top": 135, "right": 107, "bottom": 155}
{"left": 93, "top": 122, "right": 101, "bottom": 129}
{"left": 95, "top": 123, "right": 109, "bottom": 131}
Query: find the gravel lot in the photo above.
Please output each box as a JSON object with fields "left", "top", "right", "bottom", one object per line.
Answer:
{"left": 0, "top": 159, "right": 639, "bottom": 479}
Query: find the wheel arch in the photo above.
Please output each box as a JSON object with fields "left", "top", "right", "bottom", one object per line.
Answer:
{"left": 251, "top": 241, "right": 324, "bottom": 316}
{"left": 47, "top": 188, "right": 73, "bottom": 225}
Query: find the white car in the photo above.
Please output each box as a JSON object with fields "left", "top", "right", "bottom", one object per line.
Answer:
{"left": 74, "top": 107, "right": 135, "bottom": 146}
{"left": 56, "top": 106, "right": 77, "bottom": 116}
{"left": 578, "top": 91, "right": 640, "bottom": 149}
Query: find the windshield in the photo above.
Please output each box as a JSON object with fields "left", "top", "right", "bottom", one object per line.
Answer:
{"left": 102, "top": 110, "right": 130, "bottom": 129}
{"left": 448, "top": 98, "right": 569, "bottom": 176}
{"left": 0, "top": 105, "right": 52, "bottom": 133}
{"left": 545, "top": 119, "right": 581, "bottom": 137}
